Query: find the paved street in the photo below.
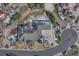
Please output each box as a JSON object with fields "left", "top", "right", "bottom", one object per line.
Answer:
{"left": 0, "top": 29, "right": 77, "bottom": 56}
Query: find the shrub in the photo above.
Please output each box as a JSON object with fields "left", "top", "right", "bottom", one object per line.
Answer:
{"left": 37, "top": 39, "right": 42, "bottom": 43}
{"left": 5, "top": 44, "right": 9, "bottom": 48}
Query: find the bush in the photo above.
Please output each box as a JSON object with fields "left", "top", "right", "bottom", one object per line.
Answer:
{"left": 37, "top": 39, "right": 42, "bottom": 43}
{"left": 5, "top": 44, "right": 9, "bottom": 48}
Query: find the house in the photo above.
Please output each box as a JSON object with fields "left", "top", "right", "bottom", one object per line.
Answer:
{"left": 17, "top": 19, "right": 53, "bottom": 47}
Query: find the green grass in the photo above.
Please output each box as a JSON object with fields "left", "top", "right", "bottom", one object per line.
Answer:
{"left": 11, "top": 12, "right": 21, "bottom": 21}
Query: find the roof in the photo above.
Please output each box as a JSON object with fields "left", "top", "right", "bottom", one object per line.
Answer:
{"left": 17, "top": 22, "right": 37, "bottom": 33}
{"left": 17, "top": 20, "right": 52, "bottom": 40}
{"left": 33, "top": 20, "right": 51, "bottom": 29}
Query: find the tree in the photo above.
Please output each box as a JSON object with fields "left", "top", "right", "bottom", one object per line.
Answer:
{"left": 46, "top": 11, "right": 56, "bottom": 24}
{"left": 11, "top": 12, "right": 21, "bottom": 21}
{"left": 37, "top": 39, "right": 42, "bottom": 43}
